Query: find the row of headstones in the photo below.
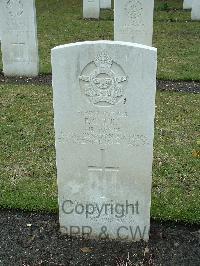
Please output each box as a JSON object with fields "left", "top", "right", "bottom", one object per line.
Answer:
{"left": 83, "top": 0, "right": 111, "bottom": 19}
{"left": 85, "top": 0, "right": 200, "bottom": 21}
{"left": 84, "top": 0, "right": 154, "bottom": 47}
{"left": 183, "top": 0, "right": 200, "bottom": 20}
{"left": 0, "top": 0, "right": 200, "bottom": 78}
{"left": 0, "top": 0, "right": 155, "bottom": 77}
{"left": 0, "top": 0, "right": 198, "bottom": 242}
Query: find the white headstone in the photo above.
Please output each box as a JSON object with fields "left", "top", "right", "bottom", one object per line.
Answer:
{"left": 114, "top": 0, "right": 154, "bottom": 46}
{"left": 100, "top": 0, "right": 111, "bottom": 9}
{"left": 191, "top": 0, "right": 200, "bottom": 20}
{"left": 0, "top": 0, "right": 39, "bottom": 76}
{"left": 183, "top": 0, "right": 193, "bottom": 9}
{"left": 52, "top": 41, "right": 157, "bottom": 241}
{"left": 0, "top": 7, "right": 2, "bottom": 41}
{"left": 0, "top": 9, "right": 2, "bottom": 41}
{"left": 83, "top": 0, "right": 100, "bottom": 19}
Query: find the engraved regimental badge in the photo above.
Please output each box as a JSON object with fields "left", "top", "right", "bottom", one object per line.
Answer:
{"left": 79, "top": 50, "right": 128, "bottom": 106}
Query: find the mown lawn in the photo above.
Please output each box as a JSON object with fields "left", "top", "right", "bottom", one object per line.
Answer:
{"left": 0, "top": 84, "right": 199, "bottom": 223}
{"left": 0, "top": 0, "right": 200, "bottom": 80}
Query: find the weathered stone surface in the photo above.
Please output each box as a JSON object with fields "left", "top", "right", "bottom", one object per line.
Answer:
{"left": 51, "top": 40, "right": 157, "bottom": 241}
{"left": 191, "top": 0, "right": 200, "bottom": 20}
{"left": 83, "top": 0, "right": 100, "bottom": 19}
{"left": 0, "top": 0, "right": 39, "bottom": 76}
{"left": 114, "top": 0, "right": 154, "bottom": 46}
{"left": 183, "top": 0, "right": 193, "bottom": 9}
{"left": 100, "top": 0, "right": 111, "bottom": 9}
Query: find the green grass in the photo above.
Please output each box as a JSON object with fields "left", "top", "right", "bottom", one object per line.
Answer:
{"left": 0, "top": 84, "right": 57, "bottom": 211}
{"left": 0, "top": 84, "right": 199, "bottom": 223}
{"left": 0, "top": 0, "right": 200, "bottom": 80}
{"left": 152, "top": 91, "right": 200, "bottom": 222}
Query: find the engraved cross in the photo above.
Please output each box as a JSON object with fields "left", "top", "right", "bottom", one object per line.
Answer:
{"left": 88, "top": 149, "right": 119, "bottom": 178}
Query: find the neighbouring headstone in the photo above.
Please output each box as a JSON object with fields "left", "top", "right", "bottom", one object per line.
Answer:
{"left": 51, "top": 40, "right": 157, "bottom": 241}
{"left": 0, "top": 0, "right": 39, "bottom": 76}
{"left": 183, "top": 0, "right": 193, "bottom": 9}
{"left": 83, "top": 0, "right": 100, "bottom": 19}
{"left": 114, "top": 0, "right": 154, "bottom": 46}
{"left": 100, "top": 0, "right": 111, "bottom": 9}
{"left": 191, "top": 0, "right": 200, "bottom": 20}
{"left": 0, "top": 8, "right": 2, "bottom": 41}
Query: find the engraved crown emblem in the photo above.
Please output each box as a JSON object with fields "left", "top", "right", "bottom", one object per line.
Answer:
{"left": 94, "top": 51, "right": 113, "bottom": 69}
